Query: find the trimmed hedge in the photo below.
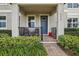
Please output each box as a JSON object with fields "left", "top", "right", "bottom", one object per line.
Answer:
{"left": 0, "top": 35, "right": 47, "bottom": 56}
{"left": 64, "top": 28, "right": 79, "bottom": 36}
{"left": 58, "top": 35, "right": 79, "bottom": 55}
{"left": 0, "top": 30, "right": 11, "bottom": 36}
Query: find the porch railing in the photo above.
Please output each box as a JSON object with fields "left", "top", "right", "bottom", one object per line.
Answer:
{"left": 19, "top": 27, "right": 41, "bottom": 36}
{"left": 18, "top": 27, "right": 57, "bottom": 40}
{"left": 19, "top": 27, "right": 43, "bottom": 40}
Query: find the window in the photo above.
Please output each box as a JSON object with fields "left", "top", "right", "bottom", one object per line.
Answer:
{"left": 67, "top": 23, "right": 72, "bottom": 28}
{"left": 67, "top": 18, "right": 78, "bottom": 28}
{"left": 73, "top": 3, "right": 79, "bottom": 8}
{"left": 28, "top": 16, "right": 35, "bottom": 28}
{"left": 0, "top": 16, "right": 6, "bottom": 28}
{"left": 67, "top": 3, "right": 79, "bottom": 8}
{"left": 68, "top": 3, "right": 72, "bottom": 8}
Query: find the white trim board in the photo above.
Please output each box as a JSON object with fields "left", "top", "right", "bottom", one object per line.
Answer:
{"left": 0, "top": 10, "right": 12, "bottom": 12}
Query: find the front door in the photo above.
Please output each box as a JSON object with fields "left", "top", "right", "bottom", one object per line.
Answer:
{"left": 41, "top": 16, "right": 48, "bottom": 34}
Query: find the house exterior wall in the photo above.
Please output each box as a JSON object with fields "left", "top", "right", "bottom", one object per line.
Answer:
{"left": 0, "top": 12, "right": 12, "bottom": 30}
{"left": 21, "top": 14, "right": 40, "bottom": 27}
{"left": 0, "top": 4, "right": 11, "bottom": 10}
{"left": 0, "top": 4, "right": 63, "bottom": 36}
{"left": 64, "top": 3, "right": 79, "bottom": 28}
{"left": 0, "top": 4, "right": 12, "bottom": 30}
{"left": 19, "top": 13, "right": 26, "bottom": 27}
{"left": 19, "top": 14, "right": 57, "bottom": 34}
{"left": 50, "top": 12, "right": 57, "bottom": 29}
{"left": 19, "top": 3, "right": 79, "bottom": 31}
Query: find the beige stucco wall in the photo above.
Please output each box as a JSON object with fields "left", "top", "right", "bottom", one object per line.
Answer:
{"left": 0, "top": 12, "right": 12, "bottom": 30}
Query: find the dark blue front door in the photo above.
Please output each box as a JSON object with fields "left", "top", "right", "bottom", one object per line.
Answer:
{"left": 41, "top": 16, "right": 48, "bottom": 34}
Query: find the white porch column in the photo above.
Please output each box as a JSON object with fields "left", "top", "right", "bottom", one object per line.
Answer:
{"left": 57, "top": 4, "right": 64, "bottom": 39}
{"left": 11, "top": 4, "right": 19, "bottom": 37}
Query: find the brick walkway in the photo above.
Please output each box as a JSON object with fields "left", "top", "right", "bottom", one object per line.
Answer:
{"left": 41, "top": 36, "right": 67, "bottom": 56}
{"left": 43, "top": 43, "right": 67, "bottom": 56}
{"left": 42, "top": 35, "right": 57, "bottom": 43}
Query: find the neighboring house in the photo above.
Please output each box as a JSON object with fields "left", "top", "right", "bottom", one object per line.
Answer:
{"left": 0, "top": 3, "right": 73, "bottom": 39}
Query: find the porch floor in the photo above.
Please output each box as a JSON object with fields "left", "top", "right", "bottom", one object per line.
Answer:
{"left": 41, "top": 35, "right": 67, "bottom": 56}
{"left": 41, "top": 35, "right": 57, "bottom": 43}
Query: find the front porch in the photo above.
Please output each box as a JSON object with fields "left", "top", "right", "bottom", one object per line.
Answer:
{"left": 18, "top": 4, "right": 57, "bottom": 37}
{"left": 11, "top": 3, "right": 65, "bottom": 39}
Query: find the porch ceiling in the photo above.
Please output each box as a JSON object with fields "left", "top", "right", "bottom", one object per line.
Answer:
{"left": 19, "top": 4, "right": 57, "bottom": 14}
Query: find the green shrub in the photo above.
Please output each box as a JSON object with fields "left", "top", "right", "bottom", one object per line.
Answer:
{"left": 0, "top": 33, "right": 10, "bottom": 38}
{"left": 26, "top": 41, "right": 47, "bottom": 56}
{"left": 0, "top": 30, "right": 11, "bottom": 36}
{"left": 58, "top": 35, "right": 66, "bottom": 48}
{"left": 0, "top": 36, "right": 47, "bottom": 56}
{"left": 64, "top": 28, "right": 79, "bottom": 36}
{"left": 58, "top": 35, "right": 79, "bottom": 55}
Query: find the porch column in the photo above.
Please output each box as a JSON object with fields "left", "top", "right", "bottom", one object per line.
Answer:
{"left": 11, "top": 4, "right": 19, "bottom": 37}
{"left": 57, "top": 4, "right": 64, "bottom": 39}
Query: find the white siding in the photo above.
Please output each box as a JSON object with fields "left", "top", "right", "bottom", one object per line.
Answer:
{"left": 0, "top": 4, "right": 12, "bottom": 30}
{"left": 0, "top": 4, "right": 11, "bottom": 10}
{"left": 48, "top": 12, "right": 57, "bottom": 32}
{"left": 50, "top": 13, "right": 57, "bottom": 27}
{"left": 36, "top": 15, "right": 40, "bottom": 27}
{"left": 20, "top": 14, "right": 26, "bottom": 27}
{"left": 64, "top": 3, "right": 79, "bottom": 28}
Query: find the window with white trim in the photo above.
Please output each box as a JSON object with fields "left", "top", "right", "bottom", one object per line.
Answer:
{"left": 28, "top": 16, "right": 35, "bottom": 28}
{"left": 0, "top": 16, "right": 6, "bottom": 28}
{"left": 67, "top": 18, "right": 78, "bottom": 28}
{"left": 67, "top": 3, "right": 79, "bottom": 8}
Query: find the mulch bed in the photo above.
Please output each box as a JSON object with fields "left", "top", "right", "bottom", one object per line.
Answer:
{"left": 57, "top": 43, "right": 77, "bottom": 56}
